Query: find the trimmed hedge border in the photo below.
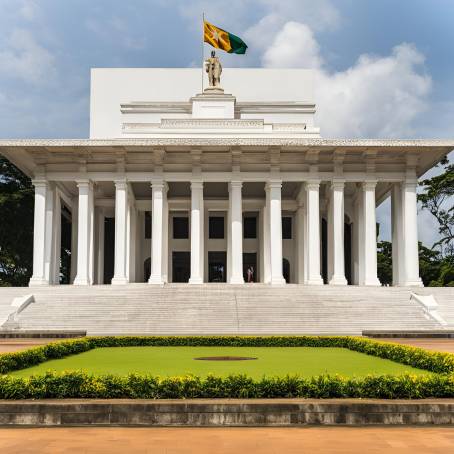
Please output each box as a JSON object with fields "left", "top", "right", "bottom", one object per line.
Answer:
{"left": 1, "top": 336, "right": 454, "bottom": 399}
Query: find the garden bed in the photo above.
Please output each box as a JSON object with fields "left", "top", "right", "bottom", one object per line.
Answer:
{"left": 1, "top": 336, "right": 454, "bottom": 399}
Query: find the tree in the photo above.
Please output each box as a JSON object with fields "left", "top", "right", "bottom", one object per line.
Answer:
{"left": 377, "top": 240, "right": 392, "bottom": 285}
{"left": 0, "top": 157, "right": 34, "bottom": 286}
{"left": 418, "top": 159, "right": 454, "bottom": 257}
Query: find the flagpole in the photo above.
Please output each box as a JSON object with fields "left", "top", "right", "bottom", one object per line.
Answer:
{"left": 201, "top": 12, "right": 205, "bottom": 93}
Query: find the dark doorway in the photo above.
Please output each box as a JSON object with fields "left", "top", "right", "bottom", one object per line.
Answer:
{"left": 103, "top": 217, "right": 115, "bottom": 284}
{"left": 243, "top": 253, "right": 257, "bottom": 282}
{"left": 60, "top": 207, "right": 72, "bottom": 284}
{"left": 208, "top": 251, "right": 226, "bottom": 282}
{"left": 344, "top": 222, "right": 353, "bottom": 285}
{"left": 321, "top": 218, "right": 328, "bottom": 284}
{"left": 283, "top": 258, "right": 290, "bottom": 283}
{"left": 172, "top": 251, "right": 190, "bottom": 283}
{"left": 144, "top": 257, "right": 151, "bottom": 282}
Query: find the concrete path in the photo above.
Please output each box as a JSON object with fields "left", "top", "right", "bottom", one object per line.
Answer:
{"left": 0, "top": 339, "right": 56, "bottom": 353}
{"left": 0, "top": 427, "right": 454, "bottom": 453}
{"left": 3, "top": 337, "right": 454, "bottom": 354}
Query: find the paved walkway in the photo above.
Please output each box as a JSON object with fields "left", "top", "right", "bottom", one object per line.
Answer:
{"left": 0, "top": 339, "right": 56, "bottom": 353}
{"left": 0, "top": 427, "right": 454, "bottom": 453}
{"left": 379, "top": 338, "right": 454, "bottom": 353}
{"left": 2, "top": 337, "right": 454, "bottom": 354}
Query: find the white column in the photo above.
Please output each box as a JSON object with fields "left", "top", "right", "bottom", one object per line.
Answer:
{"left": 296, "top": 202, "right": 305, "bottom": 284}
{"left": 267, "top": 181, "right": 285, "bottom": 285}
{"left": 162, "top": 185, "right": 169, "bottom": 283}
{"left": 73, "top": 180, "right": 94, "bottom": 286}
{"left": 262, "top": 200, "right": 271, "bottom": 283}
{"left": 305, "top": 181, "right": 323, "bottom": 285}
{"left": 70, "top": 198, "right": 78, "bottom": 284}
{"left": 401, "top": 180, "right": 423, "bottom": 286}
{"left": 149, "top": 181, "right": 166, "bottom": 284}
{"left": 128, "top": 204, "right": 137, "bottom": 283}
{"left": 96, "top": 208, "right": 105, "bottom": 284}
{"left": 229, "top": 181, "right": 244, "bottom": 284}
{"left": 112, "top": 180, "right": 129, "bottom": 285}
{"left": 391, "top": 183, "right": 404, "bottom": 286}
{"left": 328, "top": 181, "right": 347, "bottom": 285}
{"left": 42, "top": 183, "right": 56, "bottom": 284}
{"left": 29, "top": 180, "right": 49, "bottom": 286}
{"left": 50, "top": 190, "right": 62, "bottom": 285}
{"left": 359, "top": 181, "right": 380, "bottom": 286}
{"left": 189, "top": 181, "right": 204, "bottom": 284}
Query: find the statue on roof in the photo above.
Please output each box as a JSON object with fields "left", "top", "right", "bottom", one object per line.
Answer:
{"left": 205, "top": 51, "right": 222, "bottom": 88}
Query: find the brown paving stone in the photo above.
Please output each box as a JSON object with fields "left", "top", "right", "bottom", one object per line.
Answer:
{"left": 1, "top": 427, "right": 454, "bottom": 453}
{"left": 379, "top": 338, "right": 454, "bottom": 353}
{"left": 0, "top": 339, "right": 55, "bottom": 353}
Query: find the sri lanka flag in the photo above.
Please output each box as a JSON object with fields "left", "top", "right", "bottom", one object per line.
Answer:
{"left": 203, "top": 20, "right": 248, "bottom": 55}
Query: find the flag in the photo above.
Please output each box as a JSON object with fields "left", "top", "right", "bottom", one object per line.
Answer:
{"left": 203, "top": 20, "right": 247, "bottom": 55}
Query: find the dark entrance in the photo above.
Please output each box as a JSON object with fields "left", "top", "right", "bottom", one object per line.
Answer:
{"left": 321, "top": 218, "right": 328, "bottom": 284}
{"left": 283, "top": 258, "right": 290, "bottom": 283}
{"left": 103, "top": 217, "right": 115, "bottom": 284}
{"left": 172, "top": 251, "right": 190, "bottom": 283}
{"left": 344, "top": 222, "right": 353, "bottom": 285}
{"left": 208, "top": 251, "right": 226, "bottom": 282}
{"left": 243, "top": 252, "right": 257, "bottom": 282}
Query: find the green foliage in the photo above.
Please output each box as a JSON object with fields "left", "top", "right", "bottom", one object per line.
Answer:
{"left": 418, "top": 160, "right": 454, "bottom": 257}
{"left": 1, "top": 336, "right": 454, "bottom": 400}
{"left": 377, "top": 240, "right": 392, "bottom": 285}
{"left": 0, "top": 157, "right": 34, "bottom": 286}
{"left": 0, "top": 371, "right": 454, "bottom": 400}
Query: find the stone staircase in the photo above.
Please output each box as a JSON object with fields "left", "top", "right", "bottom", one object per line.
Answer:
{"left": 0, "top": 284, "right": 452, "bottom": 335}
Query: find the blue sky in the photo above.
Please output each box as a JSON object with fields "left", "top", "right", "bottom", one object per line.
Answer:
{"left": 0, "top": 0, "right": 453, "bottom": 245}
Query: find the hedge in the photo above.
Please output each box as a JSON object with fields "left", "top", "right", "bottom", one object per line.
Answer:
{"left": 1, "top": 371, "right": 454, "bottom": 400}
{"left": 1, "top": 336, "right": 454, "bottom": 375}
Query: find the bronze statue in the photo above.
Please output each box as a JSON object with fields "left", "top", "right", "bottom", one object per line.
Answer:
{"left": 205, "top": 51, "right": 222, "bottom": 88}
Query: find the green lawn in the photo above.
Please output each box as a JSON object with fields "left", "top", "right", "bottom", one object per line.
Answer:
{"left": 9, "top": 347, "right": 431, "bottom": 378}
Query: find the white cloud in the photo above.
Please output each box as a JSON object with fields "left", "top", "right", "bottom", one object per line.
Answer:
{"left": 262, "top": 22, "right": 323, "bottom": 69}
{"left": 260, "top": 20, "right": 431, "bottom": 138}
{"left": 19, "top": 0, "right": 38, "bottom": 21}
{"left": 0, "top": 29, "right": 56, "bottom": 84}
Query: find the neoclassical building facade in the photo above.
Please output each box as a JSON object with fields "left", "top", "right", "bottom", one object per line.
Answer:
{"left": 0, "top": 68, "right": 452, "bottom": 287}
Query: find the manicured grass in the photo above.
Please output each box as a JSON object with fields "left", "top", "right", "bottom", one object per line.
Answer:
{"left": 9, "top": 347, "right": 430, "bottom": 378}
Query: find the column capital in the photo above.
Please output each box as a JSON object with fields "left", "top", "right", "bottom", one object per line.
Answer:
{"left": 151, "top": 180, "right": 168, "bottom": 192}
{"left": 330, "top": 179, "right": 345, "bottom": 191}
{"left": 75, "top": 179, "right": 93, "bottom": 189}
{"left": 265, "top": 179, "right": 282, "bottom": 190}
{"left": 229, "top": 180, "right": 243, "bottom": 190}
{"left": 362, "top": 180, "right": 378, "bottom": 191}
{"left": 31, "top": 179, "right": 48, "bottom": 188}
{"left": 114, "top": 180, "right": 128, "bottom": 190}
{"left": 305, "top": 179, "right": 321, "bottom": 191}
{"left": 190, "top": 181, "right": 204, "bottom": 190}
{"left": 403, "top": 179, "right": 418, "bottom": 189}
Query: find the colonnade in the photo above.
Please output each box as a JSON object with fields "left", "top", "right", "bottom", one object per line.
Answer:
{"left": 29, "top": 177, "right": 422, "bottom": 287}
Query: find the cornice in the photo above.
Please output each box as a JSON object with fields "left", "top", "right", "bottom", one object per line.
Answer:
{"left": 1, "top": 138, "right": 453, "bottom": 148}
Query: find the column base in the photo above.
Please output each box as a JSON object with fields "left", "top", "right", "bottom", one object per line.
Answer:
{"left": 189, "top": 277, "right": 203, "bottom": 284}
{"left": 329, "top": 275, "right": 348, "bottom": 286}
{"left": 73, "top": 276, "right": 91, "bottom": 286}
{"left": 148, "top": 274, "right": 164, "bottom": 285}
{"left": 270, "top": 277, "right": 286, "bottom": 285}
{"left": 28, "top": 277, "right": 49, "bottom": 287}
{"left": 361, "top": 278, "right": 381, "bottom": 286}
{"left": 111, "top": 276, "right": 129, "bottom": 285}
{"left": 229, "top": 276, "right": 245, "bottom": 284}
{"left": 305, "top": 276, "right": 324, "bottom": 285}
{"left": 398, "top": 279, "right": 424, "bottom": 287}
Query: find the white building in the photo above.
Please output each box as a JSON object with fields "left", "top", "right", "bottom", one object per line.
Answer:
{"left": 1, "top": 67, "right": 453, "bottom": 288}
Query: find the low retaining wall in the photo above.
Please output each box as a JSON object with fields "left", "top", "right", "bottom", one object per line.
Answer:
{"left": 1, "top": 399, "right": 454, "bottom": 426}
{"left": 363, "top": 330, "right": 454, "bottom": 338}
{"left": 0, "top": 330, "right": 86, "bottom": 339}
